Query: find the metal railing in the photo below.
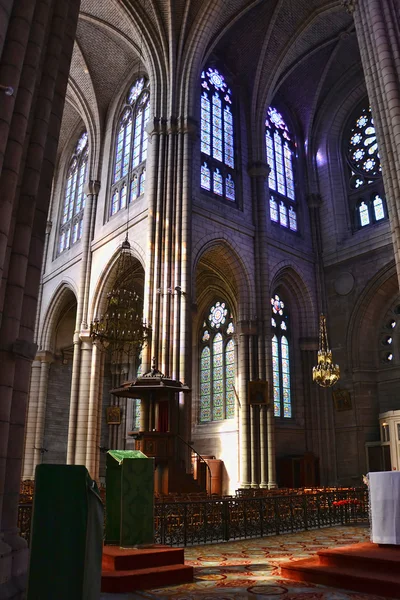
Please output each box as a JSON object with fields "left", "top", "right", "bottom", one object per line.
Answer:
{"left": 18, "top": 487, "right": 368, "bottom": 548}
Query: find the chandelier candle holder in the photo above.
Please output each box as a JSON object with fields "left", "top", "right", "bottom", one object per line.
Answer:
{"left": 90, "top": 238, "right": 149, "bottom": 362}
{"left": 312, "top": 314, "right": 340, "bottom": 388}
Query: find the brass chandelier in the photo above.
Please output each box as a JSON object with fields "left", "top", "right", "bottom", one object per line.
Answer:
{"left": 90, "top": 237, "right": 149, "bottom": 362}
{"left": 312, "top": 314, "right": 340, "bottom": 388}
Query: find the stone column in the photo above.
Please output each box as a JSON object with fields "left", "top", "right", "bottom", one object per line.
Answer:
{"left": 74, "top": 332, "right": 93, "bottom": 465}
{"left": 85, "top": 343, "right": 101, "bottom": 478}
{"left": 0, "top": 3, "right": 81, "bottom": 596}
{"left": 22, "top": 358, "right": 41, "bottom": 479}
{"left": 66, "top": 181, "right": 100, "bottom": 465}
{"left": 238, "top": 326, "right": 250, "bottom": 488}
{"left": 259, "top": 405, "right": 268, "bottom": 487}
{"left": 248, "top": 162, "right": 276, "bottom": 489}
{"left": 344, "top": 0, "right": 400, "bottom": 282}
{"left": 33, "top": 353, "right": 53, "bottom": 472}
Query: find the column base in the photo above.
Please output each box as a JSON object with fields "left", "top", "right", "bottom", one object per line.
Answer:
{"left": 268, "top": 482, "right": 278, "bottom": 489}
{"left": 259, "top": 483, "right": 268, "bottom": 489}
{"left": 0, "top": 531, "right": 28, "bottom": 599}
{"left": 239, "top": 483, "right": 251, "bottom": 489}
{"left": 250, "top": 483, "right": 259, "bottom": 489}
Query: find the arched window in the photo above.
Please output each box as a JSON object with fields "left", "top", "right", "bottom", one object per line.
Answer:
{"left": 58, "top": 132, "right": 88, "bottom": 254}
{"left": 266, "top": 107, "right": 297, "bottom": 232}
{"left": 345, "top": 103, "right": 387, "bottom": 229}
{"left": 200, "top": 68, "right": 236, "bottom": 202}
{"left": 199, "top": 301, "right": 235, "bottom": 422}
{"left": 110, "top": 77, "right": 150, "bottom": 216}
{"left": 271, "top": 294, "right": 292, "bottom": 418}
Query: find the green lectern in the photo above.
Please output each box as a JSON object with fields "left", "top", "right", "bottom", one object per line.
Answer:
{"left": 105, "top": 450, "right": 154, "bottom": 547}
{"left": 27, "top": 464, "right": 103, "bottom": 600}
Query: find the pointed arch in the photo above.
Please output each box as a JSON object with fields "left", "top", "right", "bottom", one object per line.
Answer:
{"left": 39, "top": 283, "right": 78, "bottom": 353}
{"left": 90, "top": 241, "right": 146, "bottom": 322}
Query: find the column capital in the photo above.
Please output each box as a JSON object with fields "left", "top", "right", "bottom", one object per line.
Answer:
{"left": 306, "top": 193, "right": 323, "bottom": 208}
{"left": 84, "top": 180, "right": 100, "bottom": 196}
{"left": 342, "top": 0, "right": 357, "bottom": 15}
{"left": 248, "top": 161, "right": 270, "bottom": 179}
{"left": 79, "top": 329, "right": 93, "bottom": 345}
{"left": 35, "top": 350, "right": 54, "bottom": 364}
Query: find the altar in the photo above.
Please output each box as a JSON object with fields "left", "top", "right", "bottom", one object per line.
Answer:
{"left": 369, "top": 471, "right": 400, "bottom": 545}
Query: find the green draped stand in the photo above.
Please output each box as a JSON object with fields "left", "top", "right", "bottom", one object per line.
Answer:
{"left": 105, "top": 450, "right": 154, "bottom": 547}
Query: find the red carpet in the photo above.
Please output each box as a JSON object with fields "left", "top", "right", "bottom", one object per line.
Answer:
{"left": 281, "top": 541, "right": 400, "bottom": 598}
{"left": 101, "top": 545, "right": 193, "bottom": 593}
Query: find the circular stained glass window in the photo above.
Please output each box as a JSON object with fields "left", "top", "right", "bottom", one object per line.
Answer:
{"left": 348, "top": 106, "right": 381, "bottom": 181}
{"left": 271, "top": 295, "right": 284, "bottom": 315}
{"left": 206, "top": 68, "right": 227, "bottom": 92}
{"left": 209, "top": 302, "right": 228, "bottom": 328}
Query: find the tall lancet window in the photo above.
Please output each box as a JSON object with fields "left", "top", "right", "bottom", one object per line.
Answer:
{"left": 110, "top": 77, "right": 150, "bottom": 216}
{"left": 58, "top": 131, "right": 88, "bottom": 255}
{"left": 271, "top": 293, "right": 292, "bottom": 418}
{"left": 199, "top": 301, "right": 235, "bottom": 422}
{"left": 266, "top": 107, "right": 297, "bottom": 232}
{"left": 200, "top": 67, "right": 236, "bottom": 202}
{"left": 345, "top": 102, "right": 387, "bottom": 230}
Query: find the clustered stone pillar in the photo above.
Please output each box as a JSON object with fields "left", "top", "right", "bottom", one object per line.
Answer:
{"left": 142, "top": 116, "right": 195, "bottom": 457}
{"left": 247, "top": 162, "right": 277, "bottom": 490}
{"left": 0, "top": 1, "right": 81, "bottom": 597}
{"left": 344, "top": 0, "right": 400, "bottom": 283}
{"left": 66, "top": 181, "right": 100, "bottom": 474}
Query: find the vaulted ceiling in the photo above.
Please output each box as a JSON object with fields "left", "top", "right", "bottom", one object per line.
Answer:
{"left": 59, "top": 0, "right": 364, "bottom": 162}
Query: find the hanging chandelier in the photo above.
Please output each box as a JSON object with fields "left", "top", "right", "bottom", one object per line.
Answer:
{"left": 90, "top": 237, "right": 149, "bottom": 362}
{"left": 312, "top": 314, "right": 340, "bottom": 388}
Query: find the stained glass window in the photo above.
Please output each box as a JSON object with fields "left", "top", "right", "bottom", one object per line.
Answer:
{"left": 271, "top": 293, "right": 292, "bottom": 418}
{"left": 132, "top": 399, "right": 141, "bottom": 430}
{"left": 58, "top": 132, "right": 88, "bottom": 254}
{"left": 266, "top": 106, "right": 297, "bottom": 231}
{"left": 110, "top": 77, "right": 150, "bottom": 217}
{"left": 359, "top": 201, "right": 370, "bottom": 227}
{"left": 200, "top": 67, "right": 236, "bottom": 202}
{"left": 373, "top": 195, "right": 384, "bottom": 221}
{"left": 270, "top": 197, "right": 278, "bottom": 222}
{"left": 200, "top": 300, "right": 235, "bottom": 422}
{"left": 346, "top": 102, "right": 387, "bottom": 229}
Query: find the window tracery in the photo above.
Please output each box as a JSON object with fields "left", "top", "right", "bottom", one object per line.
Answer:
{"left": 200, "top": 301, "right": 235, "bottom": 422}
{"left": 58, "top": 131, "right": 88, "bottom": 254}
{"left": 271, "top": 293, "right": 292, "bottom": 418}
{"left": 110, "top": 77, "right": 150, "bottom": 216}
{"left": 345, "top": 103, "right": 387, "bottom": 229}
{"left": 266, "top": 107, "right": 297, "bottom": 232}
{"left": 200, "top": 68, "right": 236, "bottom": 202}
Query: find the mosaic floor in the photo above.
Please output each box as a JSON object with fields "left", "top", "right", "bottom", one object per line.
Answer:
{"left": 102, "top": 525, "right": 389, "bottom": 600}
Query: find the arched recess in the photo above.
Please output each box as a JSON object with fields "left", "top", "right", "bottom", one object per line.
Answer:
{"left": 38, "top": 283, "right": 78, "bottom": 352}
{"left": 347, "top": 261, "right": 398, "bottom": 372}
{"left": 31, "top": 285, "right": 78, "bottom": 471}
{"left": 89, "top": 244, "right": 146, "bottom": 472}
{"left": 193, "top": 238, "right": 253, "bottom": 322}
{"left": 192, "top": 239, "right": 252, "bottom": 494}
{"left": 270, "top": 263, "right": 317, "bottom": 340}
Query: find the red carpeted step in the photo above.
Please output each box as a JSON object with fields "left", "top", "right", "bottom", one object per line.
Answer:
{"left": 102, "top": 545, "right": 184, "bottom": 571}
{"left": 318, "top": 542, "right": 400, "bottom": 573}
{"left": 281, "top": 554, "right": 400, "bottom": 599}
{"left": 101, "top": 563, "right": 194, "bottom": 593}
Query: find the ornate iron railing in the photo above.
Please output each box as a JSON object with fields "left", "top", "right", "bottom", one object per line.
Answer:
{"left": 18, "top": 488, "right": 368, "bottom": 548}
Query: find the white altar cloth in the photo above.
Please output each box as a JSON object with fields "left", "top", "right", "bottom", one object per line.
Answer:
{"left": 369, "top": 471, "right": 400, "bottom": 545}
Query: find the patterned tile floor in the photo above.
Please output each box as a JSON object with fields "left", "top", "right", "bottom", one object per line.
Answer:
{"left": 101, "top": 524, "right": 389, "bottom": 600}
